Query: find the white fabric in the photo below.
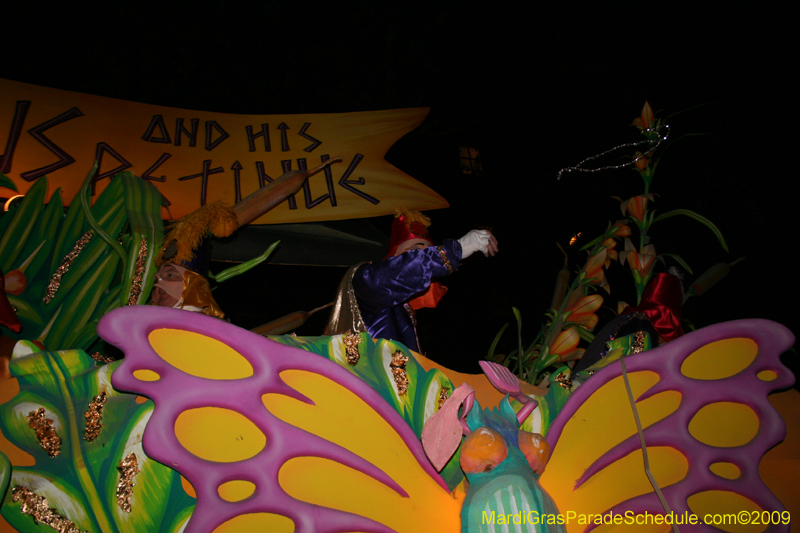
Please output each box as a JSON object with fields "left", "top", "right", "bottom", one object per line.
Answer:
{"left": 458, "top": 229, "right": 492, "bottom": 259}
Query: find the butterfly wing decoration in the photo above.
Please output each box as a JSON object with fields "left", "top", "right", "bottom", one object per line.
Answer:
{"left": 541, "top": 318, "right": 795, "bottom": 533}
{"left": 99, "top": 306, "right": 463, "bottom": 533}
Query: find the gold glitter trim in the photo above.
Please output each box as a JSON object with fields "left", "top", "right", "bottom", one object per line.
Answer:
{"left": 90, "top": 351, "right": 115, "bottom": 364}
{"left": 84, "top": 392, "right": 107, "bottom": 442}
{"left": 343, "top": 331, "right": 361, "bottom": 366}
{"left": 390, "top": 350, "right": 409, "bottom": 396}
{"left": 632, "top": 330, "right": 647, "bottom": 354}
{"left": 437, "top": 387, "right": 450, "bottom": 410}
{"left": 126, "top": 237, "right": 148, "bottom": 305}
{"left": 27, "top": 408, "right": 61, "bottom": 457}
{"left": 44, "top": 230, "right": 93, "bottom": 304}
{"left": 11, "top": 487, "right": 88, "bottom": 533}
{"left": 554, "top": 372, "right": 573, "bottom": 390}
{"left": 436, "top": 245, "right": 454, "bottom": 274}
{"left": 117, "top": 453, "right": 140, "bottom": 513}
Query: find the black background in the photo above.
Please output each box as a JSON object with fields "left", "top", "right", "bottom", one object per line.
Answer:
{"left": 4, "top": 4, "right": 795, "bottom": 374}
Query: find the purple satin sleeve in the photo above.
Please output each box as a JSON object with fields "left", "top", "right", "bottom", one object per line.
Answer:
{"left": 353, "top": 239, "right": 461, "bottom": 315}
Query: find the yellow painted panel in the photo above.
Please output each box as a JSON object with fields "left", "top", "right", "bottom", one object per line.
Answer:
{"left": 710, "top": 462, "right": 741, "bottom": 480}
{"left": 689, "top": 403, "right": 758, "bottom": 447}
{"left": 757, "top": 370, "right": 777, "bottom": 382}
{"left": 175, "top": 407, "right": 265, "bottom": 463}
{"left": 681, "top": 339, "right": 757, "bottom": 380}
{"left": 688, "top": 491, "right": 764, "bottom": 533}
{"left": 149, "top": 329, "right": 253, "bottom": 380}
{"left": 132, "top": 369, "right": 160, "bottom": 381}
{"left": 264, "top": 370, "right": 461, "bottom": 532}
{"left": 541, "top": 370, "right": 686, "bottom": 533}
{"left": 218, "top": 480, "right": 256, "bottom": 502}
{"left": 212, "top": 513, "right": 294, "bottom": 533}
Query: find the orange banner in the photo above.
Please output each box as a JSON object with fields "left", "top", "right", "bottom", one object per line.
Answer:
{"left": 0, "top": 79, "right": 447, "bottom": 223}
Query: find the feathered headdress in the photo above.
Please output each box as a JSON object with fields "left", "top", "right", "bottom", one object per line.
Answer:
{"left": 157, "top": 201, "right": 239, "bottom": 276}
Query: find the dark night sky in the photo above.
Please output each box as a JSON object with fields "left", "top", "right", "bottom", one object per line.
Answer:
{"left": 3, "top": 4, "right": 795, "bottom": 373}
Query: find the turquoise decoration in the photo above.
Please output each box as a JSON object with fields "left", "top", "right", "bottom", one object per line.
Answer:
{"left": 460, "top": 399, "right": 564, "bottom": 533}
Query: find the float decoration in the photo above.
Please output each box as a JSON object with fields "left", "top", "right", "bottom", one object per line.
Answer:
{"left": 490, "top": 102, "right": 733, "bottom": 385}
{"left": 543, "top": 319, "right": 795, "bottom": 531}
{"left": 0, "top": 341, "right": 196, "bottom": 532}
{"left": 101, "top": 306, "right": 463, "bottom": 532}
{"left": 0, "top": 166, "right": 164, "bottom": 352}
{"left": 0, "top": 309, "right": 794, "bottom": 532}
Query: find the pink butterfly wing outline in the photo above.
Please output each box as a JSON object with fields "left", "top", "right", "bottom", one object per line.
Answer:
{"left": 545, "top": 318, "right": 795, "bottom": 532}
{"left": 99, "top": 306, "right": 449, "bottom": 533}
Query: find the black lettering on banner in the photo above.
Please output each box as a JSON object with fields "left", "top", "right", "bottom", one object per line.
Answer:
{"left": 179, "top": 159, "right": 224, "bottom": 206}
{"left": 338, "top": 153, "right": 379, "bottom": 204}
{"left": 92, "top": 142, "right": 133, "bottom": 194}
{"left": 277, "top": 159, "right": 299, "bottom": 210}
{"left": 141, "top": 153, "right": 171, "bottom": 183}
{"left": 142, "top": 115, "right": 172, "bottom": 143}
{"left": 175, "top": 118, "right": 199, "bottom": 147}
{"left": 20, "top": 107, "right": 85, "bottom": 182}
{"left": 298, "top": 122, "right": 321, "bottom": 152}
{"left": 254, "top": 161, "right": 274, "bottom": 187}
{"left": 0, "top": 100, "right": 31, "bottom": 174}
{"left": 141, "top": 153, "right": 172, "bottom": 206}
{"left": 298, "top": 155, "right": 337, "bottom": 209}
{"left": 277, "top": 122, "right": 290, "bottom": 151}
{"left": 204, "top": 121, "right": 229, "bottom": 151}
{"left": 246, "top": 124, "right": 271, "bottom": 152}
{"left": 231, "top": 161, "right": 243, "bottom": 203}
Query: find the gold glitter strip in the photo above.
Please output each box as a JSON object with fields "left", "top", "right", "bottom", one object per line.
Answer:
{"left": 44, "top": 230, "right": 93, "bottom": 304}
{"left": 554, "top": 371, "right": 573, "bottom": 390}
{"left": 437, "top": 387, "right": 450, "bottom": 410}
{"left": 90, "top": 351, "right": 115, "bottom": 364}
{"left": 632, "top": 330, "right": 647, "bottom": 354}
{"left": 436, "top": 245, "right": 454, "bottom": 274}
{"left": 117, "top": 453, "right": 140, "bottom": 513}
{"left": 27, "top": 408, "right": 61, "bottom": 457}
{"left": 390, "top": 350, "right": 409, "bottom": 396}
{"left": 343, "top": 331, "right": 361, "bottom": 366}
{"left": 12, "top": 487, "right": 88, "bottom": 533}
{"left": 84, "top": 392, "right": 107, "bottom": 442}
{"left": 126, "top": 237, "right": 148, "bottom": 305}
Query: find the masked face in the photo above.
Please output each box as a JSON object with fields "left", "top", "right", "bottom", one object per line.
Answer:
{"left": 151, "top": 263, "right": 186, "bottom": 307}
{"left": 394, "top": 238, "right": 431, "bottom": 256}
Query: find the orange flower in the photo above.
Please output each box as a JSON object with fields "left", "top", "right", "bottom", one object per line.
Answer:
{"left": 620, "top": 194, "right": 653, "bottom": 222}
{"left": 548, "top": 326, "right": 584, "bottom": 362}
{"left": 582, "top": 248, "right": 610, "bottom": 293}
{"left": 564, "top": 294, "right": 603, "bottom": 330}
{"left": 611, "top": 220, "right": 631, "bottom": 238}
{"left": 620, "top": 239, "right": 657, "bottom": 277}
{"left": 634, "top": 152, "right": 650, "bottom": 171}
{"left": 632, "top": 102, "right": 654, "bottom": 130}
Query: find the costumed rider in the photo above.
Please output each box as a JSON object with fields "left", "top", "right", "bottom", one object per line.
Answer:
{"left": 325, "top": 207, "right": 498, "bottom": 352}
{"left": 150, "top": 203, "right": 237, "bottom": 318}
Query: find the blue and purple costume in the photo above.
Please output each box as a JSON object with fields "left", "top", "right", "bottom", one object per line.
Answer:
{"left": 352, "top": 239, "right": 462, "bottom": 352}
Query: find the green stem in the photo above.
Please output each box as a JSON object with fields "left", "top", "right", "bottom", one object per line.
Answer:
{"left": 79, "top": 162, "right": 128, "bottom": 267}
{"left": 47, "top": 353, "right": 115, "bottom": 533}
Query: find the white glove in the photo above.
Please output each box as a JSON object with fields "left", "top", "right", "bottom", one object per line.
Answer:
{"left": 458, "top": 229, "right": 498, "bottom": 259}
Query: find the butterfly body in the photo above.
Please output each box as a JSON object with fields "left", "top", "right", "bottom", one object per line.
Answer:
{"left": 459, "top": 400, "right": 563, "bottom": 533}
